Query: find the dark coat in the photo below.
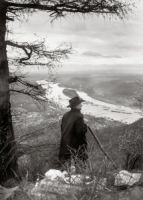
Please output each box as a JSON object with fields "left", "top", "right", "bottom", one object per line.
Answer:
{"left": 59, "top": 108, "right": 88, "bottom": 163}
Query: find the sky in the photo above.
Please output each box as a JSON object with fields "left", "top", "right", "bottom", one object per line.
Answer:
{"left": 8, "top": 0, "right": 143, "bottom": 74}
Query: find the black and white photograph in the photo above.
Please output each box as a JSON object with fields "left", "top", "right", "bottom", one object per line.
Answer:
{"left": 1, "top": 0, "right": 143, "bottom": 199}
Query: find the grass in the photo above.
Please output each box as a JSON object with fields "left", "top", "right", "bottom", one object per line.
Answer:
{"left": 13, "top": 112, "right": 126, "bottom": 199}
{"left": 8, "top": 73, "right": 143, "bottom": 199}
{"left": 10, "top": 109, "right": 141, "bottom": 200}
{"left": 10, "top": 91, "right": 136, "bottom": 199}
{"left": 16, "top": 111, "right": 125, "bottom": 179}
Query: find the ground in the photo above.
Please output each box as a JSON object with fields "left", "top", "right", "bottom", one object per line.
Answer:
{"left": 9, "top": 74, "right": 143, "bottom": 199}
{"left": 11, "top": 90, "right": 125, "bottom": 177}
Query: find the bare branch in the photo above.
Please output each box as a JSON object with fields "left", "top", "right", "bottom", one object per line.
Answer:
{"left": 10, "top": 88, "right": 46, "bottom": 101}
{"left": 6, "top": 40, "right": 71, "bottom": 66}
{"left": 7, "top": 0, "right": 132, "bottom": 19}
{"left": 6, "top": 16, "right": 14, "bottom": 21}
{"left": 10, "top": 75, "right": 47, "bottom": 102}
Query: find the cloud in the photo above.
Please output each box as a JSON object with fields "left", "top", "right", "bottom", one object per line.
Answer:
{"left": 82, "top": 51, "right": 122, "bottom": 58}
{"left": 8, "top": 1, "right": 143, "bottom": 72}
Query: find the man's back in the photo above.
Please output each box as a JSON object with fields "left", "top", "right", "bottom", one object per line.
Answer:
{"left": 59, "top": 108, "right": 87, "bottom": 163}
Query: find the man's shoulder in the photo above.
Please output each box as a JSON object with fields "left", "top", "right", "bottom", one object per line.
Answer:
{"left": 63, "top": 111, "right": 70, "bottom": 117}
{"left": 75, "top": 111, "right": 83, "bottom": 118}
{"left": 62, "top": 111, "right": 70, "bottom": 121}
{"left": 71, "top": 110, "right": 84, "bottom": 120}
{"left": 63, "top": 110, "right": 83, "bottom": 120}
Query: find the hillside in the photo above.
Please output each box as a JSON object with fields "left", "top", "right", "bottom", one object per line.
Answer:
{"left": 9, "top": 75, "right": 143, "bottom": 200}
{"left": 10, "top": 92, "right": 143, "bottom": 200}
{"left": 10, "top": 87, "right": 125, "bottom": 177}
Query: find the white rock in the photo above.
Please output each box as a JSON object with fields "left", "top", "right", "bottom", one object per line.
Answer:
{"left": 115, "top": 170, "right": 141, "bottom": 186}
{"left": 45, "top": 169, "right": 66, "bottom": 181}
{"left": 64, "top": 174, "right": 92, "bottom": 185}
{"left": 31, "top": 169, "right": 106, "bottom": 199}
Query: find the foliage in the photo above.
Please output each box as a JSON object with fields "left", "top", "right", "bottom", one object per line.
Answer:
{"left": 7, "top": 0, "right": 132, "bottom": 20}
{"left": 119, "top": 119, "right": 143, "bottom": 159}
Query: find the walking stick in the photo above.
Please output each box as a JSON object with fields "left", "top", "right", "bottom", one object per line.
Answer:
{"left": 87, "top": 126, "right": 118, "bottom": 170}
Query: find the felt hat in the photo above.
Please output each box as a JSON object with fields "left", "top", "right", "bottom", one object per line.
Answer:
{"left": 67, "top": 96, "right": 85, "bottom": 108}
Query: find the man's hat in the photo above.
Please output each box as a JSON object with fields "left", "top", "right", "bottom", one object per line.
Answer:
{"left": 67, "top": 96, "right": 85, "bottom": 108}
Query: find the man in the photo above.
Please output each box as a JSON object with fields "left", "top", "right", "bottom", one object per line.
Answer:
{"left": 59, "top": 96, "right": 88, "bottom": 167}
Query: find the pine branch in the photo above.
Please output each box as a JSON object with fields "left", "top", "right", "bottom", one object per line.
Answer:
{"left": 10, "top": 75, "right": 47, "bottom": 102}
{"left": 6, "top": 40, "right": 71, "bottom": 66}
{"left": 10, "top": 88, "right": 46, "bottom": 101}
{"left": 7, "top": 0, "right": 131, "bottom": 19}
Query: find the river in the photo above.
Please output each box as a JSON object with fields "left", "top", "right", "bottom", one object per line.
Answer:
{"left": 37, "top": 80, "right": 143, "bottom": 124}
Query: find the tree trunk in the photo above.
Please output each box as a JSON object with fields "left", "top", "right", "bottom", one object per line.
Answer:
{"left": 0, "top": 0, "right": 18, "bottom": 183}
